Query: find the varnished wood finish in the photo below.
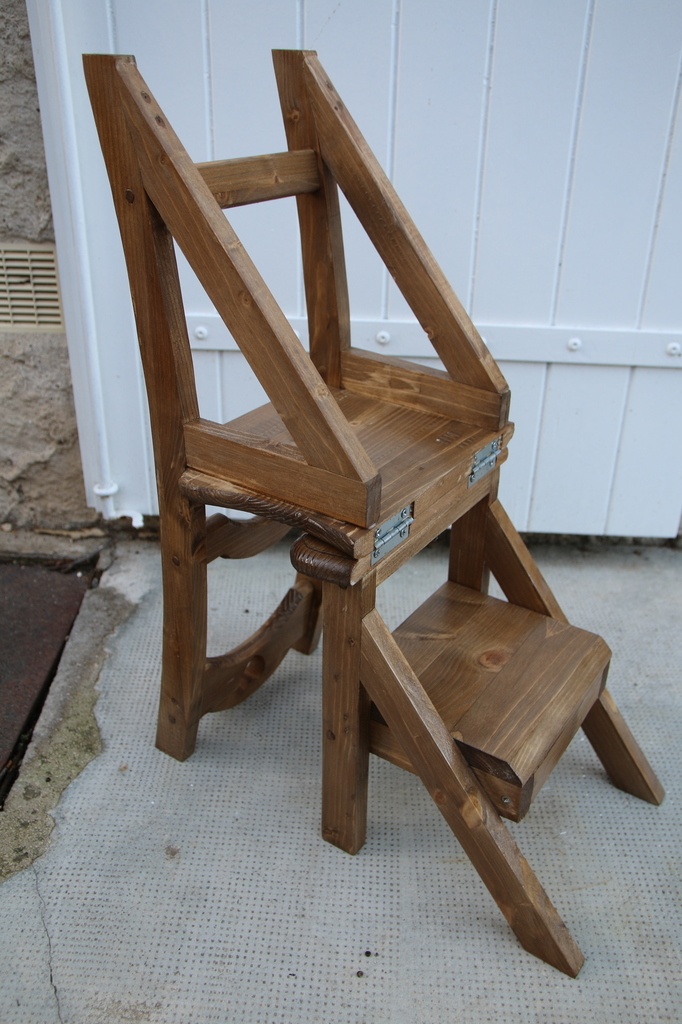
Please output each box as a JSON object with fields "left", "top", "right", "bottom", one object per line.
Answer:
{"left": 290, "top": 535, "right": 357, "bottom": 589}
{"left": 182, "top": 469, "right": 369, "bottom": 558}
{"left": 84, "top": 54, "right": 326, "bottom": 760}
{"left": 486, "top": 499, "right": 664, "bottom": 804}
{"left": 449, "top": 491, "right": 496, "bottom": 593}
{"left": 183, "top": 395, "right": 511, "bottom": 531}
{"left": 153, "top": 498, "right": 208, "bottom": 762}
{"left": 279, "top": 50, "right": 510, "bottom": 406}
{"left": 370, "top": 582, "right": 610, "bottom": 821}
{"left": 581, "top": 689, "right": 665, "bottom": 805}
{"left": 197, "top": 150, "right": 320, "bottom": 208}
{"left": 321, "top": 577, "right": 375, "bottom": 854}
{"left": 289, "top": 430, "right": 511, "bottom": 588}
{"left": 184, "top": 417, "right": 379, "bottom": 528}
{"left": 204, "top": 513, "right": 289, "bottom": 562}
{"left": 201, "top": 577, "right": 321, "bottom": 714}
{"left": 273, "top": 49, "right": 351, "bottom": 388}
{"left": 85, "top": 50, "right": 663, "bottom": 976}
{"left": 341, "top": 349, "right": 503, "bottom": 429}
{"left": 112, "top": 57, "right": 379, "bottom": 488}
{"left": 360, "top": 609, "right": 585, "bottom": 977}
{"left": 486, "top": 499, "right": 566, "bottom": 618}
{"left": 85, "top": 55, "right": 207, "bottom": 762}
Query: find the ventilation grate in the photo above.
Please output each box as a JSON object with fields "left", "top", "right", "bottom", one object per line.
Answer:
{"left": 0, "top": 244, "right": 63, "bottom": 330}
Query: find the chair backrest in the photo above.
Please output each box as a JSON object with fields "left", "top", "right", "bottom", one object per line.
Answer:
{"left": 84, "top": 51, "right": 509, "bottom": 528}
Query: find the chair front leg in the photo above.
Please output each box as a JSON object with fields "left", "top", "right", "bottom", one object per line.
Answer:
{"left": 320, "top": 576, "right": 375, "bottom": 855}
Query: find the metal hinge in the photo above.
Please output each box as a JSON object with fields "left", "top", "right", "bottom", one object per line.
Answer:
{"left": 371, "top": 505, "right": 414, "bottom": 564}
{"left": 468, "top": 438, "right": 502, "bottom": 487}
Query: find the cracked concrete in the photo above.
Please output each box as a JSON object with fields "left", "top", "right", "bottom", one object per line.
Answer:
{"left": 33, "top": 864, "right": 64, "bottom": 1024}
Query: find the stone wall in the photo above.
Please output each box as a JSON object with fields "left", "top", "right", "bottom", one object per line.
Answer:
{"left": 0, "top": 0, "right": 95, "bottom": 529}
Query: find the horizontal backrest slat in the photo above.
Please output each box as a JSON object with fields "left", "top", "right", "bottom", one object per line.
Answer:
{"left": 196, "top": 150, "right": 320, "bottom": 208}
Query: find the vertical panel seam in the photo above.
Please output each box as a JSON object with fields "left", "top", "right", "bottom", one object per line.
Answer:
{"left": 213, "top": 350, "right": 224, "bottom": 423}
{"left": 525, "top": 363, "right": 549, "bottom": 531}
{"left": 201, "top": 0, "right": 219, "bottom": 432}
{"left": 636, "top": 51, "right": 682, "bottom": 329}
{"left": 549, "top": 0, "right": 595, "bottom": 326}
{"left": 201, "top": 0, "right": 215, "bottom": 161}
{"left": 604, "top": 366, "right": 633, "bottom": 533}
{"left": 296, "top": 0, "right": 305, "bottom": 48}
{"left": 468, "top": 0, "right": 498, "bottom": 314}
{"left": 136, "top": 313, "right": 158, "bottom": 511}
{"left": 381, "top": 0, "right": 403, "bottom": 319}
{"left": 105, "top": 0, "right": 116, "bottom": 50}
{"left": 296, "top": 0, "right": 306, "bottom": 319}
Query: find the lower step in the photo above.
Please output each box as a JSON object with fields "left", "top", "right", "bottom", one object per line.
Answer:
{"left": 369, "top": 581, "right": 610, "bottom": 821}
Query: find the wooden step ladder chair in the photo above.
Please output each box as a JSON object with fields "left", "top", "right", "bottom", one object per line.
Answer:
{"left": 84, "top": 50, "right": 664, "bottom": 976}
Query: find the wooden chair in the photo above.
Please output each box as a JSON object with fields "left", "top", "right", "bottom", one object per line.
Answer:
{"left": 84, "top": 50, "right": 664, "bottom": 976}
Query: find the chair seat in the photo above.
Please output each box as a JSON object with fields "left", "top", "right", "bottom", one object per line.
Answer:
{"left": 182, "top": 393, "right": 513, "bottom": 571}
{"left": 370, "top": 582, "right": 611, "bottom": 820}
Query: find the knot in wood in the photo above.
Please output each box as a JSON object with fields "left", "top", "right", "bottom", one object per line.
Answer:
{"left": 478, "top": 648, "right": 511, "bottom": 672}
{"left": 461, "top": 788, "right": 483, "bottom": 826}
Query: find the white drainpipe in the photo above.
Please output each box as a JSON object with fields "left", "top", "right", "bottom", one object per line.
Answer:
{"left": 26, "top": 0, "right": 143, "bottom": 528}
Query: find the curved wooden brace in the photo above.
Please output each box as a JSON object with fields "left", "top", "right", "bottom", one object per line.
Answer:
{"left": 200, "top": 575, "right": 322, "bottom": 715}
{"left": 205, "top": 511, "right": 290, "bottom": 562}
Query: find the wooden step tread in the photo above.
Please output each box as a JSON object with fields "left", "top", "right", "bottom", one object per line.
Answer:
{"left": 370, "top": 582, "right": 610, "bottom": 820}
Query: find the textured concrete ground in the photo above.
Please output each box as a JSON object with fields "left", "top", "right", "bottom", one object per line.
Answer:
{"left": 0, "top": 538, "right": 679, "bottom": 1023}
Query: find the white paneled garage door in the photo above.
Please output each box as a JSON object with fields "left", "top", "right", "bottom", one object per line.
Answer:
{"left": 28, "top": 0, "right": 682, "bottom": 534}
